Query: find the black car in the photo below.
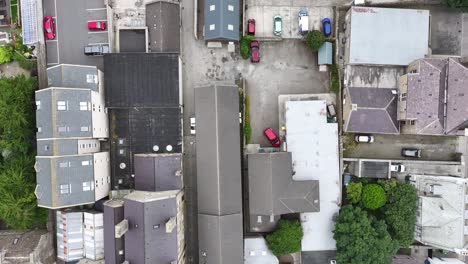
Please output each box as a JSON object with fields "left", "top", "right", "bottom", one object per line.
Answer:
{"left": 401, "top": 148, "right": 422, "bottom": 158}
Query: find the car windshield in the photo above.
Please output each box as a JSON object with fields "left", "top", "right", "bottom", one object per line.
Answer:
{"left": 45, "top": 28, "right": 51, "bottom": 33}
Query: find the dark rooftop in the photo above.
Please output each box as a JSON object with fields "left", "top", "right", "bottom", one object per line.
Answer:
{"left": 301, "top": 250, "right": 336, "bottom": 264}
{"left": 146, "top": 1, "right": 180, "bottom": 53}
{"left": 361, "top": 161, "right": 390, "bottom": 179}
{"left": 345, "top": 87, "right": 399, "bottom": 134}
{"left": 118, "top": 29, "right": 147, "bottom": 53}
{"left": 109, "top": 108, "right": 181, "bottom": 189}
{"left": 104, "top": 53, "right": 180, "bottom": 108}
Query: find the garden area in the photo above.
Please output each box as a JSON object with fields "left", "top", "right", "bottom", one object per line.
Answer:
{"left": 0, "top": 28, "right": 37, "bottom": 71}
{"left": 334, "top": 178, "right": 419, "bottom": 264}
{"left": 0, "top": 75, "right": 47, "bottom": 230}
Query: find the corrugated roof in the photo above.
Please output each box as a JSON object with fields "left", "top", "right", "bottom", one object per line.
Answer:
{"left": 195, "top": 84, "right": 242, "bottom": 216}
{"left": 318, "top": 42, "right": 333, "bottom": 65}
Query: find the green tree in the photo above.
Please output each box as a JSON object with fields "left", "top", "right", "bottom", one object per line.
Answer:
{"left": 361, "top": 184, "right": 387, "bottom": 209}
{"left": 266, "top": 219, "right": 303, "bottom": 256}
{"left": 306, "top": 30, "right": 325, "bottom": 52}
{"left": 0, "top": 75, "right": 37, "bottom": 155}
{"left": 0, "top": 154, "right": 48, "bottom": 229}
{"left": 346, "top": 182, "right": 362, "bottom": 204}
{"left": 380, "top": 181, "right": 418, "bottom": 247}
{"left": 0, "top": 46, "right": 12, "bottom": 64}
{"left": 443, "top": 0, "right": 468, "bottom": 8}
{"left": 240, "top": 35, "right": 254, "bottom": 60}
{"left": 333, "top": 205, "right": 399, "bottom": 264}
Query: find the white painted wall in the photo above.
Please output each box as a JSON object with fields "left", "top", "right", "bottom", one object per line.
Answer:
{"left": 77, "top": 139, "right": 100, "bottom": 154}
{"left": 93, "top": 152, "right": 110, "bottom": 201}
{"left": 91, "top": 91, "right": 109, "bottom": 139}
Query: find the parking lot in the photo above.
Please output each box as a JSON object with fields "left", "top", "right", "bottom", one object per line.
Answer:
{"left": 242, "top": 40, "right": 329, "bottom": 146}
{"left": 43, "top": 0, "right": 109, "bottom": 69}
{"left": 345, "top": 134, "right": 460, "bottom": 162}
{"left": 245, "top": 6, "right": 333, "bottom": 39}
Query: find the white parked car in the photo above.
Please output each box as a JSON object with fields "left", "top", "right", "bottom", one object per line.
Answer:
{"left": 190, "top": 117, "right": 196, "bottom": 135}
{"left": 354, "top": 134, "right": 374, "bottom": 143}
{"left": 390, "top": 164, "right": 405, "bottom": 172}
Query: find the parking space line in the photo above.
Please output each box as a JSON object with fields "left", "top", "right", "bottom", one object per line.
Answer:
{"left": 46, "top": 39, "right": 58, "bottom": 43}
{"left": 86, "top": 8, "right": 106, "bottom": 11}
{"left": 87, "top": 31, "right": 108, "bottom": 34}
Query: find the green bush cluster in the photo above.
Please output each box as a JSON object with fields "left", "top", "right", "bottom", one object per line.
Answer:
{"left": 306, "top": 30, "right": 325, "bottom": 52}
{"left": 443, "top": 0, "right": 468, "bottom": 8}
{"left": 336, "top": 179, "right": 419, "bottom": 262}
{"left": 0, "top": 75, "right": 47, "bottom": 230}
{"left": 240, "top": 35, "right": 254, "bottom": 60}
{"left": 346, "top": 182, "right": 362, "bottom": 204}
{"left": 244, "top": 96, "right": 252, "bottom": 143}
{"left": 266, "top": 219, "right": 303, "bottom": 256}
{"left": 361, "top": 184, "right": 387, "bottom": 210}
{"left": 0, "top": 31, "right": 36, "bottom": 71}
{"left": 330, "top": 64, "right": 340, "bottom": 94}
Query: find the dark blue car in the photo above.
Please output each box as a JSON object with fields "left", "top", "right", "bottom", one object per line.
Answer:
{"left": 322, "top": 18, "right": 331, "bottom": 37}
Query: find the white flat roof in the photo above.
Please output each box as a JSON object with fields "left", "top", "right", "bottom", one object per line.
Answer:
{"left": 285, "top": 100, "right": 340, "bottom": 251}
{"left": 349, "top": 7, "right": 429, "bottom": 65}
{"left": 244, "top": 237, "right": 279, "bottom": 264}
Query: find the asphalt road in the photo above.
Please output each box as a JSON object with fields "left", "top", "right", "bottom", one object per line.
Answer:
{"left": 43, "top": 0, "right": 108, "bottom": 69}
{"left": 345, "top": 134, "right": 460, "bottom": 161}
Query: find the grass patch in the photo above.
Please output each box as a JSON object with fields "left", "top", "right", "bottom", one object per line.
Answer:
{"left": 240, "top": 35, "right": 254, "bottom": 60}
{"left": 330, "top": 64, "right": 340, "bottom": 94}
{"left": 343, "top": 134, "right": 357, "bottom": 157}
{"left": 10, "top": 3, "right": 18, "bottom": 24}
{"left": 244, "top": 96, "right": 252, "bottom": 143}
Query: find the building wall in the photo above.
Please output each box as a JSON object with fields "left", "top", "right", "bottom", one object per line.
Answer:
{"left": 93, "top": 152, "right": 111, "bottom": 201}
{"left": 91, "top": 90, "right": 109, "bottom": 139}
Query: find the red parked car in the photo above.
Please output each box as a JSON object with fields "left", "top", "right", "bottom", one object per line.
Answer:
{"left": 250, "top": 40, "right": 260, "bottom": 63}
{"left": 88, "top": 21, "right": 106, "bottom": 31}
{"left": 264, "top": 128, "right": 280, "bottom": 147}
{"left": 43, "top": 16, "right": 55, "bottom": 40}
{"left": 247, "top": 19, "right": 255, "bottom": 35}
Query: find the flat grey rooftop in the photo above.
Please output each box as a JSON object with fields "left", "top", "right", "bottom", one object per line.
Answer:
{"left": 348, "top": 7, "right": 429, "bottom": 65}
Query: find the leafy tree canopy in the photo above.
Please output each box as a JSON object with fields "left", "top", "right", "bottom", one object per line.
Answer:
{"left": 443, "top": 0, "right": 468, "bottom": 8}
{"left": 346, "top": 182, "right": 362, "bottom": 204}
{"left": 334, "top": 205, "right": 399, "bottom": 264}
{"left": 0, "top": 46, "right": 12, "bottom": 64}
{"left": 379, "top": 179, "right": 418, "bottom": 247}
{"left": 361, "top": 183, "right": 387, "bottom": 209}
{"left": 266, "top": 219, "right": 303, "bottom": 256}
{"left": 0, "top": 154, "right": 48, "bottom": 229}
{"left": 306, "top": 30, "right": 325, "bottom": 52}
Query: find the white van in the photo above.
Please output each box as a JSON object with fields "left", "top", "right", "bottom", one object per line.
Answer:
{"left": 299, "top": 10, "right": 309, "bottom": 35}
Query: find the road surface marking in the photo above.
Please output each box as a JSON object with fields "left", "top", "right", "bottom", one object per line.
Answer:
{"left": 87, "top": 31, "right": 108, "bottom": 34}
{"left": 86, "top": 8, "right": 106, "bottom": 11}
{"left": 53, "top": 0, "right": 60, "bottom": 64}
{"left": 87, "top": 42, "right": 109, "bottom": 45}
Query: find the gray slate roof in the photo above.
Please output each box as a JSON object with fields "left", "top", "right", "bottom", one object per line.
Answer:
{"left": 248, "top": 152, "right": 320, "bottom": 216}
{"left": 198, "top": 214, "right": 243, "bottom": 264}
{"left": 361, "top": 161, "right": 390, "bottom": 178}
{"left": 195, "top": 84, "right": 242, "bottom": 216}
{"left": 37, "top": 139, "right": 99, "bottom": 156}
{"left": 406, "top": 58, "right": 468, "bottom": 135}
{"left": 301, "top": 250, "right": 336, "bottom": 264}
{"left": 35, "top": 88, "right": 93, "bottom": 139}
{"left": 345, "top": 87, "right": 399, "bottom": 134}
{"left": 204, "top": 0, "right": 239, "bottom": 41}
{"left": 35, "top": 155, "right": 95, "bottom": 209}
{"left": 47, "top": 64, "right": 100, "bottom": 92}
{"left": 134, "top": 153, "right": 183, "bottom": 192}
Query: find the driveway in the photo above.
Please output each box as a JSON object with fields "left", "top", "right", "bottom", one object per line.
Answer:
{"left": 245, "top": 6, "right": 333, "bottom": 39}
{"left": 345, "top": 134, "right": 459, "bottom": 161}
{"left": 243, "top": 40, "right": 329, "bottom": 146}
{"left": 43, "top": 0, "right": 109, "bottom": 69}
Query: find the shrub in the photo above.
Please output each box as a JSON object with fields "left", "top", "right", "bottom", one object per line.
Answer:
{"left": 0, "top": 154, "right": 48, "bottom": 229}
{"left": 306, "top": 30, "right": 325, "bottom": 52}
{"left": 361, "top": 184, "right": 387, "bottom": 210}
{"left": 334, "top": 205, "right": 399, "bottom": 264}
{"left": 0, "top": 46, "right": 12, "bottom": 64}
{"left": 346, "top": 182, "right": 362, "bottom": 204}
{"left": 244, "top": 96, "right": 251, "bottom": 143}
{"left": 240, "top": 35, "right": 254, "bottom": 60}
{"left": 380, "top": 181, "right": 418, "bottom": 247}
{"left": 443, "top": 0, "right": 468, "bottom": 8}
{"left": 266, "top": 219, "right": 303, "bottom": 256}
